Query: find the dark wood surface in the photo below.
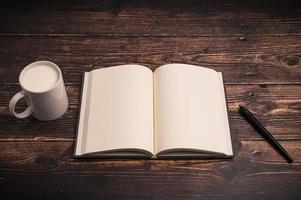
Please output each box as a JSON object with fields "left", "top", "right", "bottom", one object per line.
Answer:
{"left": 0, "top": 0, "right": 300, "bottom": 199}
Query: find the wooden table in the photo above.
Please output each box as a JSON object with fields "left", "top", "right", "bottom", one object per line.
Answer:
{"left": 1, "top": 0, "right": 300, "bottom": 199}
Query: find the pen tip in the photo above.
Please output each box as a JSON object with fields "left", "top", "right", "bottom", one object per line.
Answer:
{"left": 239, "top": 105, "right": 245, "bottom": 111}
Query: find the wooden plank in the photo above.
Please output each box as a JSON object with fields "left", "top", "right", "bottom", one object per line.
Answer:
{"left": 0, "top": 1, "right": 300, "bottom": 199}
{"left": 0, "top": 0, "right": 300, "bottom": 36}
{"left": 0, "top": 140, "right": 300, "bottom": 199}
{"left": 0, "top": 36, "right": 300, "bottom": 84}
{"left": 1, "top": 84, "right": 300, "bottom": 140}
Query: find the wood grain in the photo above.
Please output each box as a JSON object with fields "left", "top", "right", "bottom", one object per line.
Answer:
{"left": 1, "top": 84, "right": 300, "bottom": 140}
{"left": 0, "top": 140, "right": 300, "bottom": 199}
{"left": 0, "top": 0, "right": 300, "bottom": 199}
{"left": 0, "top": 36, "right": 300, "bottom": 84}
{"left": 0, "top": 0, "right": 300, "bottom": 36}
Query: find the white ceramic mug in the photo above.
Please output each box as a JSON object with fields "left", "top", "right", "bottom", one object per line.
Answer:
{"left": 9, "top": 61, "right": 69, "bottom": 121}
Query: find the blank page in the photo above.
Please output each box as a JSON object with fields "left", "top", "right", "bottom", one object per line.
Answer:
{"left": 154, "top": 64, "right": 232, "bottom": 155}
{"left": 78, "top": 65, "right": 154, "bottom": 155}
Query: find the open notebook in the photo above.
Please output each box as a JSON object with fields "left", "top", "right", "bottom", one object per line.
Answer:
{"left": 74, "top": 64, "right": 233, "bottom": 158}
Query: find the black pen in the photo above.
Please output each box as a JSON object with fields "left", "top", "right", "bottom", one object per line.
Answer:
{"left": 239, "top": 105, "right": 293, "bottom": 163}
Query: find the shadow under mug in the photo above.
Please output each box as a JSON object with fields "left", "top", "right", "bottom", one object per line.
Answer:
{"left": 9, "top": 61, "right": 69, "bottom": 121}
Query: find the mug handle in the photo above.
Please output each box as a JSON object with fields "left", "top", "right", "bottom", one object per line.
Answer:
{"left": 9, "top": 91, "right": 32, "bottom": 119}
